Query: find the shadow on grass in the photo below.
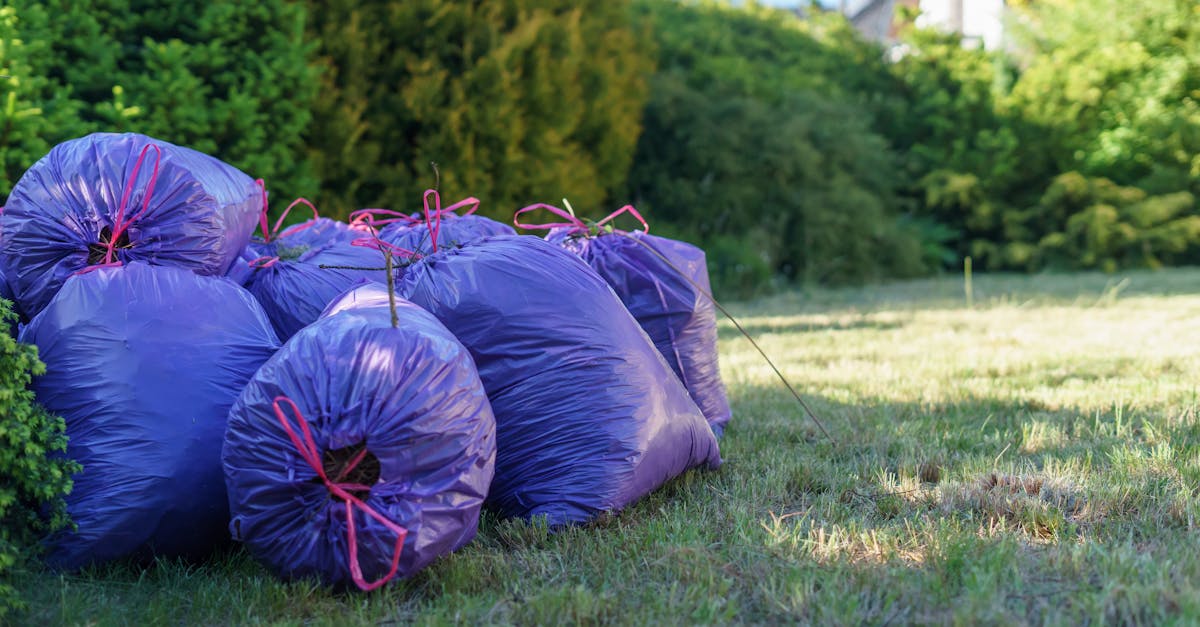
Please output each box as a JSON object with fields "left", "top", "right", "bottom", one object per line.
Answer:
{"left": 11, "top": 384, "right": 1197, "bottom": 625}
{"left": 715, "top": 384, "right": 1200, "bottom": 621}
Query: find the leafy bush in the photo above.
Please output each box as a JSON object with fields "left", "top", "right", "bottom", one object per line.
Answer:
{"left": 885, "top": 26, "right": 1052, "bottom": 270}
{"left": 1008, "top": 0, "right": 1200, "bottom": 197}
{"left": 305, "top": 0, "right": 652, "bottom": 219}
{"left": 628, "top": 2, "right": 924, "bottom": 293}
{"left": 888, "top": 0, "right": 1200, "bottom": 273}
{"left": 0, "top": 299, "right": 78, "bottom": 617}
{"left": 1021, "top": 172, "right": 1200, "bottom": 272}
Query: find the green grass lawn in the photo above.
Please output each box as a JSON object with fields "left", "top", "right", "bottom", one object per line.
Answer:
{"left": 13, "top": 268, "right": 1200, "bottom": 625}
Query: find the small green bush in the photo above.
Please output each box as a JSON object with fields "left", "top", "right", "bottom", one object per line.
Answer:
{"left": 890, "top": 0, "right": 1200, "bottom": 270}
{"left": 1008, "top": 0, "right": 1200, "bottom": 197}
{"left": 0, "top": 299, "right": 78, "bottom": 617}
{"left": 1025, "top": 172, "right": 1200, "bottom": 272}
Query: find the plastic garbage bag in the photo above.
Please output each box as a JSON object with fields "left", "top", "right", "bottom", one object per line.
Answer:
{"left": 21, "top": 262, "right": 280, "bottom": 570}
{"left": 224, "top": 283, "right": 496, "bottom": 589}
{"left": 518, "top": 203, "right": 732, "bottom": 436}
{"left": 0, "top": 132, "right": 261, "bottom": 319}
{"left": 231, "top": 199, "right": 386, "bottom": 340}
{"left": 395, "top": 233, "right": 721, "bottom": 526}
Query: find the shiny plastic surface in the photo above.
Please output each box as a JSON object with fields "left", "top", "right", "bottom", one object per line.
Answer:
{"left": 0, "top": 133, "right": 261, "bottom": 319}
{"left": 234, "top": 218, "right": 386, "bottom": 340}
{"left": 224, "top": 284, "right": 496, "bottom": 587}
{"left": 548, "top": 230, "right": 732, "bottom": 436}
{"left": 21, "top": 262, "right": 280, "bottom": 570}
{"left": 396, "top": 235, "right": 721, "bottom": 525}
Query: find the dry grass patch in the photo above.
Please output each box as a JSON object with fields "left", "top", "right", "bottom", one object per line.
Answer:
{"left": 938, "top": 473, "right": 1085, "bottom": 539}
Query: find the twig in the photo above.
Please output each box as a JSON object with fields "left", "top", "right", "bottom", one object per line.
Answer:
{"left": 384, "top": 247, "right": 398, "bottom": 328}
{"left": 318, "top": 264, "right": 388, "bottom": 271}
{"left": 993, "top": 441, "right": 1012, "bottom": 467}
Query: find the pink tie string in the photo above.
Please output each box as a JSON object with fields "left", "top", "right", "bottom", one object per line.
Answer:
{"left": 421, "top": 190, "right": 444, "bottom": 253}
{"left": 348, "top": 208, "right": 419, "bottom": 229}
{"left": 351, "top": 236, "right": 423, "bottom": 261}
{"left": 255, "top": 179, "right": 270, "bottom": 242}
{"left": 513, "top": 203, "right": 649, "bottom": 236}
{"left": 272, "top": 198, "right": 320, "bottom": 240}
{"left": 256, "top": 189, "right": 320, "bottom": 243}
{"left": 247, "top": 191, "right": 322, "bottom": 268}
{"left": 272, "top": 396, "right": 408, "bottom": 592}
{"left": 348, "top": 195, "right": 479, "bottom": 233}
{"left": 77, "top": 143, "right": 163, "bottom": 275}
{"left": 348, "top": 194, "right": 481, "bottom": 250}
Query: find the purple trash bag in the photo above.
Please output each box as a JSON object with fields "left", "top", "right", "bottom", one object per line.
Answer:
{"left": 229, "top": 198, "right": 386, "bottom": 340}
{"left": 223, "top": 283, "right": 496, "bottom": 590}
{"left": 518, "top": 203, "right": 733, "bottom": 436}
{"left": 20, "top": 262, "right": 280, "bottom": 570}
{"left": 353, "top": 192, "right": 514, "bottom": 255}
{"left": 228, "top": 196, "right": 373, "bottom": 287}
{"left": 395, "top": 233, "right": 721, "bottom": 526}
{"left": 0, "top": 132, "right": 262, "bottom": 320}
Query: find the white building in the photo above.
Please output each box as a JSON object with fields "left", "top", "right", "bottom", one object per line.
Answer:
{"left": 843, "top": 0, "right": 1010, "bottom": 50}
{"left": 913, "top": 0, "right": 1006, "bottom": 50}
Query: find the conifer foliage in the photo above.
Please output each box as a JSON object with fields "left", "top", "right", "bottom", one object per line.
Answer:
{"left": 304, "top": 0, "right": 652, "bottom": 219}
{"left": 0, "top": 300, "right": 77, "bottom": 618}
{"left": 0, "top": 0, "right": 317, "bottom": 201}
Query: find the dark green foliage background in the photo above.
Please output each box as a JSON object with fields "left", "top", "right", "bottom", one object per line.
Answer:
{"left": 628, "top": 2, "right": 926, "bottom": 295}
{"left": 885, "top": 0, "right": 1200, "bottom": 274}
{"left": 2, "top": 0, "right": 1200, "bottom": 293}
{"left": 304, "top": 0, "right": 652, "bottom": 220}
{"left": 0, "top": 0, "right": 316, "bottom": 202}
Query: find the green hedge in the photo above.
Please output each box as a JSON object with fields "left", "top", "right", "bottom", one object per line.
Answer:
{"left": 889, "top": 0, "right": 1200, "bottom": 274}
{"left": 304, "top": 0, "right": 652, "bottom": 220}
{"left": 1, "top": 0, "right": 317, "bottom": 202}
{"left": 0, "top": 5, "right": 91, "bottom": 199}
{"left": 5, "top": 0, "right": 1200, "bottom": 293}
{"left": 627, "top": 1, "right": 926, "bottom": 295}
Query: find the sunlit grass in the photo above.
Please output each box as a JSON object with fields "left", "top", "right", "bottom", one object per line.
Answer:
{"left": 12, "top": 267, "right": 1200, "bottom": 624}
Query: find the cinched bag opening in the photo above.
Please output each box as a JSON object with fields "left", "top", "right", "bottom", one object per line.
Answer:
{"left": 318, "top": 443, "right": 381, "bottom": 500}
{"left": 87, "top": 226, "right": 132, "bottom": 266}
